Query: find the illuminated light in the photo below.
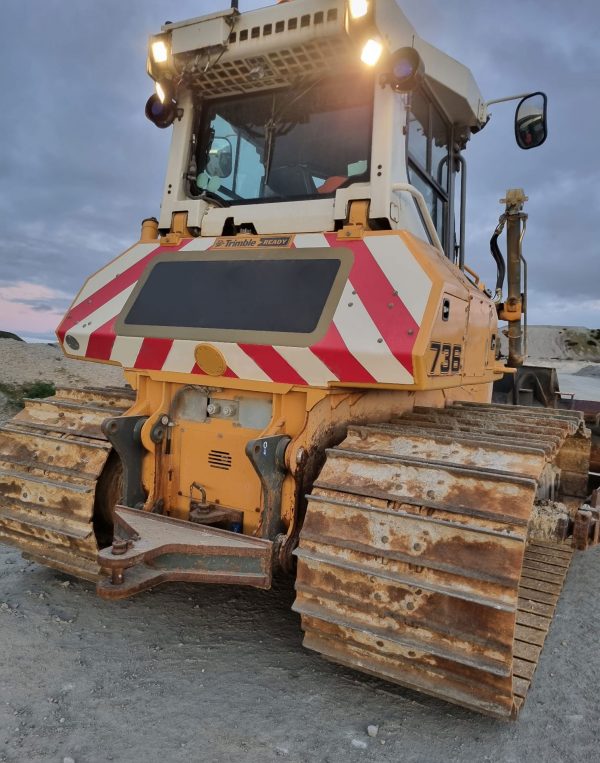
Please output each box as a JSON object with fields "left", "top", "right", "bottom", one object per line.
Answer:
{"left": 155, "top": 82, "right": 166, "bottom": 103}
{"left": 151, "top": 40, "right": 168, "bottom": 64}
{"left": 361, "top": 38, "right": 383, "bottom": 66}
{"left": 349, "top": 0, "right": 369, "bottom": 19}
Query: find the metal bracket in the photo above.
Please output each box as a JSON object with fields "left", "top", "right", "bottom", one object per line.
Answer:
{"left": 245, "top": 435, "right": 290, "bottom": 539}
{"left": 101, "top": 415, "right": 148, "bottom": 508}
{"left": 97, "top": 506, "right": 272, "bottom": 599}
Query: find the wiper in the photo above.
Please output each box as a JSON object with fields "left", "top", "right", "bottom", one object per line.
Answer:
{"left": 264, "top": 78, "right": 323, "bottom": 183}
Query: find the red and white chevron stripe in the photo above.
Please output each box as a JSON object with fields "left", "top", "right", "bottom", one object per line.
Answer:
{"left": 57, "top": 232, "right": 432, "bottom": 387}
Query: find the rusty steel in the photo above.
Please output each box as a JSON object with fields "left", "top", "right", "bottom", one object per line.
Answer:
{"left": 0, "top": 385, "right": 134, "bottom": 580}
{"left": 97, "top": 506, "right": 273, "bottom": 600}
{"left": 294, "top": 402, "right": 591, "bottom": 719}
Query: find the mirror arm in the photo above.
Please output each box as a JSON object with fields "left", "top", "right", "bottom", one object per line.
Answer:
{"left": 480, "top": 92, "right": 540, "bottom": 122}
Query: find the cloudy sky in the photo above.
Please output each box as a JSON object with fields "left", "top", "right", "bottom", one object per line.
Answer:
{"left": 1, "top": 0, "right": 598, "bottom": 340}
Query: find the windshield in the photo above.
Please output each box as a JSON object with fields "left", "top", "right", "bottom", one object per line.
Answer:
{"left": 189, "top": 75, "right": 374, "bottom": 205}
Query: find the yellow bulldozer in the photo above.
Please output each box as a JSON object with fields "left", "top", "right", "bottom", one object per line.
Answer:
{"left": 0, "top": 0, "right": 596, "bottom": 719}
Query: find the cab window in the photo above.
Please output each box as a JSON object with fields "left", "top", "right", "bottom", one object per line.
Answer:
{"left": 407, "top": 90, "right": 451, "bottom": 251}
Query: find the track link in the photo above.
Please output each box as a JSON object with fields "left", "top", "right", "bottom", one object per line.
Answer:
{"left": 294, "top": 402, "right": 591, "bottom": 718}
{"left": 0, "top": 385, "right": 134, "bottom": 580}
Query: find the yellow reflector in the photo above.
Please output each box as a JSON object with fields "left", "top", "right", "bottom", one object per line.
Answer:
{"left": 349, "top": 0, "right": 369, "bottom": 19}
{"left": 194, "top": 344, "right": 228, "bottom": 377}
{"left": 155, "top": 82, "right": 166, "bottom": 103}
{"left": 361, "top": 38, "right": 383, "bottom": 66}
{"left": 151, "top": 40, "right": 168, "bottom": 64}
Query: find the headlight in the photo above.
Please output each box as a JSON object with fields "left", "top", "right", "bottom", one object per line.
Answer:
{"left": 151, "top": 39, "right": 169, "bottom": 64}
{"left": 349, "top": 0, "right": 369, "bottom": 19}
{"left": 361, "top": 38, "right": 383, "bottom": 66}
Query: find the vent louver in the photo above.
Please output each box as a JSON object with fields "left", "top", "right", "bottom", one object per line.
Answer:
{"left": 208, "top": 450, "right": 232, "bottom": 470}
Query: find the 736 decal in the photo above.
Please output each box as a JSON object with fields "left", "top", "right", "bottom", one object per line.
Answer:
{"left": 428, "top": 342, "right": 462, "bottom": 375}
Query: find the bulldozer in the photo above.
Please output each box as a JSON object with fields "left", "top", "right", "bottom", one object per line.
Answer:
{"left": 0, "top": 0, "right": 596, "bottom": 719}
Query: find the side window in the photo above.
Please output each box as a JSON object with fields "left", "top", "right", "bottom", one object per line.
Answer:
{"left": 407, "top": 90, "right": 451, "bottom": 252}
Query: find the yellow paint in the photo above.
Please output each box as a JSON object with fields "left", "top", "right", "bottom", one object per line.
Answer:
{"left": 112, "top": 229, "right": 505, "bottom": 541}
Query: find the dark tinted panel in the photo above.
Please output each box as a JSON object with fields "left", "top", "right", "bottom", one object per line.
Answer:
{"left": 124, "top": 258, "right": 341, "bottom": 334}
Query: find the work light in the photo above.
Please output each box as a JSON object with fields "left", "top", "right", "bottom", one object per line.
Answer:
{"left": 349, "top": 0, "right": 369, "bottom": 19}
{"left": 361, "top": 38, "right": 383, "bottom": 66}
{"left": 151, "top": 40, "right": 169, "bottom": 64}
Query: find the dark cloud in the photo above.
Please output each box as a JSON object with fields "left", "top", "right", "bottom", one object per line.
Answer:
{"left": 1, "top": 0, "right": 597, "bottom": 336}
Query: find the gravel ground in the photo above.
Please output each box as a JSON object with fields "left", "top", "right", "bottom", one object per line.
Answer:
{"left": 1, "top": 338, "right": 599, "bottom": 762}
{"left": 1, "top": 546, "right": 599, "bottom": 763}
{"left": 0, "top": 340, "right": 124, "bottom": 389}
{"left": 0, "top": 340, "right": 124, "bottom": 424}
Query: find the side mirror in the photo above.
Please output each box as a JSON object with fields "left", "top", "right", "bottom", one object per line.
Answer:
{"left": 515, "top": 92, "right": 548, "bottom": 150}
{"left": 206, "top": 137, "right": 233, "bottom": 178}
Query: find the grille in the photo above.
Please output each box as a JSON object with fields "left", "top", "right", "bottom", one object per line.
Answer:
{"left": 180, "top": 5, "right": 355, "bottom": 98}
{"left": 208, "top": 450, "right": 232, "bottom": 470}
{"left": 229, "top": 8, "right": 339, "bottom": 45}
{"left": 186, "top": 37, "right": 356, "bottom": 96}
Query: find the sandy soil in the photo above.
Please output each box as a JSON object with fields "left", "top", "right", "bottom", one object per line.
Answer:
{"left": 1, "top": 336, "right": 600, "bottom": 762}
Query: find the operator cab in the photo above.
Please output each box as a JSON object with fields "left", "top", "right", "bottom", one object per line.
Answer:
{"left": 145, "top": 0, "right": 547, "bottom": 267}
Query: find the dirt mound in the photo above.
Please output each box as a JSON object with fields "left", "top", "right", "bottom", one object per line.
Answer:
{"left": 575, "top": 364, "right": 600, "bottom": 378}
{"left": 500, "top": 326, "right": 600, "bottom": 362}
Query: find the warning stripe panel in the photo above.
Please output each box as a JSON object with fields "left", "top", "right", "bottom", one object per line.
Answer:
{"left": 134, "top": 338, "right": 174, "bottom": 370}
{"left": 85, "top": 317, "right": 118, "bottom": 361}
{"left": 239, "top": 344, "right": 307, "bottom": 386}
{"left": 58, "top": 242, "right": 186, "bottom": 341}
{"left": 311, "top": 322, "right": 376, "bottom": 384}
{"left": 364, "top": 235, "right": 432, "bottom": 325}
{"left": 274, "top": 346, "right": 337, "bottom": 386}
{"left": 330, "top": 281, "right": 413, "bottom": 384}
{"left": 71, "top": 243, "right": 159, "bottom": 309}
{"left": 58, "top": 233, "right": 432, "bottom": 386}
{"left": 327, "top": 234, "right": 419, "bottom": 375}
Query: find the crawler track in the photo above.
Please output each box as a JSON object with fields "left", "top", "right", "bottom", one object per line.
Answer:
{"left": 0, "top": 386, "right": 134, "bottom": 580}
{"left": 294, "top": 403, "right": 590, "bottom": 718}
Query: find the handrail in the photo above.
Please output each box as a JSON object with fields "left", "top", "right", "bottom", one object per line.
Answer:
{"left": 391, "top": 183, "right": 444, "bottom": 255}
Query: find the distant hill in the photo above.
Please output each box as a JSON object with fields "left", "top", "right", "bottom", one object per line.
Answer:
{"left": 0, "top": 331, "right": 23, "bottom": 342}
{"left": 499, "top": 326, "right": 600, "bottom": 362}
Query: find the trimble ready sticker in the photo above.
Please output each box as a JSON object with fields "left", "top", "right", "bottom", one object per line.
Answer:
{"left": 211, "top": 235, "right": 294, "bottom": 250}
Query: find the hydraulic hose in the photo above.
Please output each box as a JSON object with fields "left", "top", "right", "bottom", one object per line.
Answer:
{"left": 490, "top": 214, "right": 507, "bottom": 300}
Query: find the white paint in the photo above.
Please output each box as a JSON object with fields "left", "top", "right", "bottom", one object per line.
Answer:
{"left": 365, "top": 235, "right": 432, "bottom": 324}
{"left": 162, "top": 340, "right": 198, "bottom": 373}
{"left": 110, "top": 336, "right": 144, "bottom": 368}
